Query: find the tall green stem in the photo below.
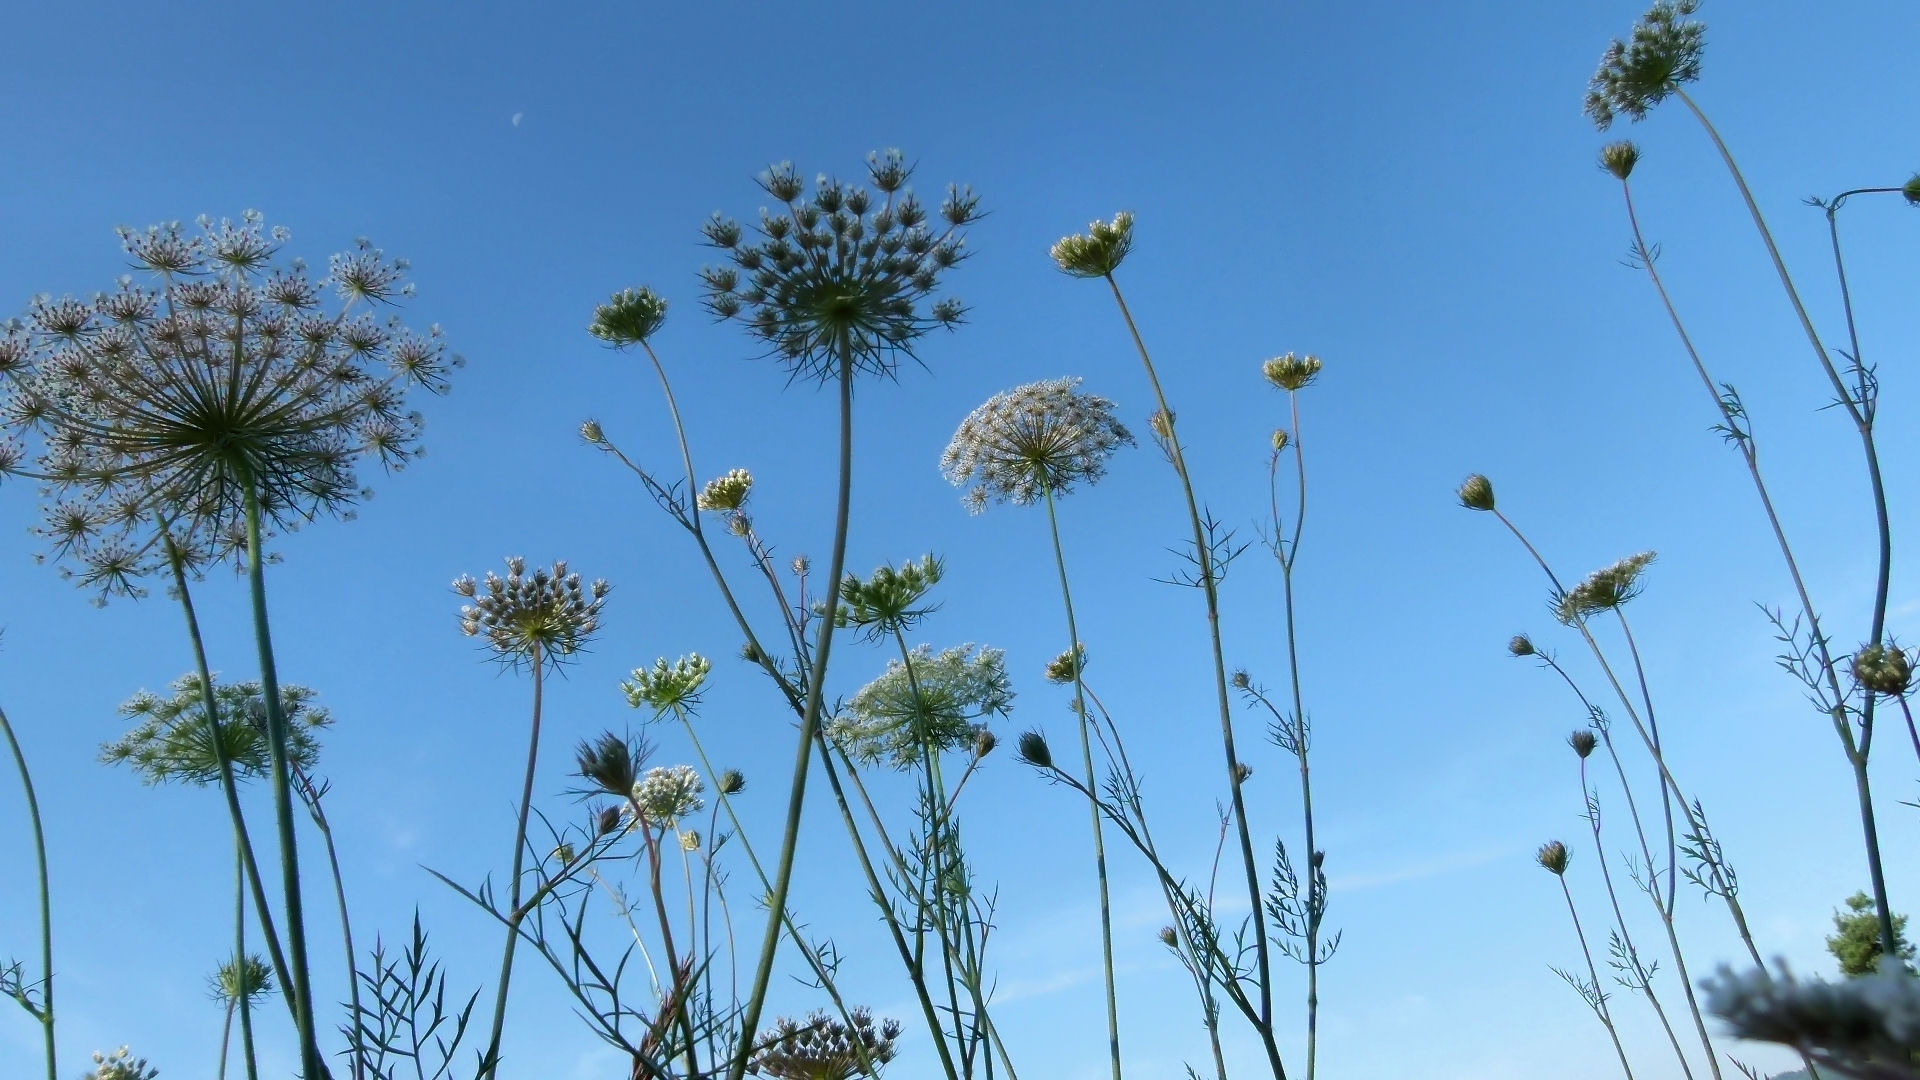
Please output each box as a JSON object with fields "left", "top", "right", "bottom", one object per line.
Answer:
{"left": 0, "top": 704, "right": 53, "bottom": 1080}
{"left": 1674, "top": 86, "right": 1897, "bottom": 956}
{"left": 241, "top": 484, "right": 323, "bottom": 1079}
{"left": 293, "top": 766, "right": 364, "bottom": 1080}
{"left": 235, "top": 841, "right": 260, "bottom": 1080}
{"left": 1040, "top": 480, "right": 1121, "bottom": 1080}
{"left": 478, "top": 642, "right": 544, "bottom": 1078}
{"left": 1102, "top": 274, "right": 1284, "bottom": 1079}
{"left": 1559, "top": 875, "right": 1635, "bottom": 1079}
{"left": 730, "top": 345, "right": 858, "bottom": 1080}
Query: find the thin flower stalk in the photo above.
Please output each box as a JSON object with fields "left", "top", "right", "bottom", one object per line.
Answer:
{"left": 1262, "top": 361, "right": 1331, "bottom": 1080}
{"left": 1540, "top": 841, "right": 1635, "bottom": 1079}
{"left": 1536, "top": 651, "right": 1720, "bottom": 1077}
{"left": 161, "top": 538, "right": 299, "bottom": 1031}
{"left": 1589, "top": 0, "right": 1899, "bottom": 960}
{"left": 0, "top": 703, "right": 53, "bottom": 1080}
{"left": 290, "top": 764, "right": 363, "bottom": 1080}
{"left": 1573, "top": 732, "right": 1700, "bottom": 1079}
{"left": 1055, "top": 215, "right": 1284, "bottom": 1078}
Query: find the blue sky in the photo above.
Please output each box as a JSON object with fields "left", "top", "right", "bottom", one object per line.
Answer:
{"left": 1, "top": 1, "right": 1917, "bottom": 1077}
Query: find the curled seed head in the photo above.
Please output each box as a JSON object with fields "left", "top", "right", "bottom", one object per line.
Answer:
{"left": 1457, "top": 474, "right": 1496, "bottom": 512}
{"left": 1570, "top": 730, "right": 1598, "bottom": 759}
{"left": 1537, "top": 840, "right": 1571, "bottom": 876}
{"left": 1508, "top": 634, "right": 1536, "bottom": 657}
{"left": 1017, "top": 730, "right": 1053, "bottom": 770}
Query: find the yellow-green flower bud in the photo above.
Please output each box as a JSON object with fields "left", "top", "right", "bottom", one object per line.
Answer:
{"left": 580, "top": 418, "right": 605, "bottom": 444}
{"left": 1457, "top": 474, "right": 1495, "bottom": 512}
{"left": 697, "top": 468, "right": 753, "bottom": 512}
{"left": 1271, "top": 428, "right": 1290, "bottom": 453}
{"left": 1852, "top": 644, "right": 1914, "bottom": 697}
{"left": 1536, "top": 840, "right": 1570, "bottom": 876}
{"left": 1599, "top": 141, "right": 1640, "bottom": 181}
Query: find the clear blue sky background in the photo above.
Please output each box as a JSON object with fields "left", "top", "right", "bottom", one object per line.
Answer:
{"left": 1, "top": 2, "right": 1917, "bottom": 1078}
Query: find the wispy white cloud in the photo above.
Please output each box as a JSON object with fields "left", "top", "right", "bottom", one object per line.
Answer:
{"left": 511, "top": 111, "right": 524, "bottom": 127}
{"left": 1329, "top": 848, "right": 1504, "bottom": 892}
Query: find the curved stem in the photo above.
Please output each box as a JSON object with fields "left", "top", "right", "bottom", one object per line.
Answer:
{"left": 0, "top": 705, "right": 53, "bottom": 1080}
{"left": 1040, "top": 480, "right": 1121, "bottom": 1080}
{"left": 478, "top": 642, "right": 544, "bottom": 1078}
{"left": 293, "top": 767, "right": 363, "bottom": 1080}
{"left": 242, "top": 482, "right": 323, "bottom": 1080}
{"left": 1274, "top": 390, "right": 1321, "bottom": 1080}
{"left": 1102, "top": 273, "right": 1283, "bottom": 1079}
{"left": 730, "top": 345, "right": 858, "bottom": 1080}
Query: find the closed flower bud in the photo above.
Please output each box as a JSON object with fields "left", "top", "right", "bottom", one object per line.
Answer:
{"left": 1017, "top": 730, "right": 1053, "bottom": 770}
{"left": 580, "top": 418, "right": 605, "bottom": 444}
{"left": 1271, "top": 428, "right": 1290, "bottom": 453}
{"left": 1235, "top": 762, "right": 1254, "bottom": 783}
{"left": 1599, "top": 141, "right": 1640, "bottom": 180}
{"left": 1230, "top": 669, "right": 1251, "bottom": 690}
{"left": 1852, "top": 644, "right": 1914, "bottom": 697}
{"left": 1262, "top": 352, "right": 1323, "bottom": 392}
{"left": 597, "top": 804, "right": 624, "bottom": 836}
{"left": 697, "top": 468, "right": 753, "bottom": 512}
{"left": 974, "top": 729, "right": 998, "bottom": 758}
{"left": 576, "top": 731, "right": 641, "bottom": 797}
{"left": 1044, "top": 643, "right": 1086, "bottom": 684}
{"left": 1156, "top": 926, "right": 1179, "bottom": 948}
{"left": 1569, "top": 730, "right": 1598, "bottom": 759}
{"left": 552, "top": 842, "right": 576, "bottom": 864}
{"left": 719, "top": 768, "right": 746, "bottom": 795}
{"left": 679, "top": 829, "right": 702, "bottom": 852}
{"left": 741, "top": 640, "right": 764, "bottom": 664}
{"left": 1905, "top": 173, "right": 1920, "bottom": 207}
{"left": 791, "top": 555, "right": 810, "bottom": 577}
{"left": 1457, "top": 474, "right": 1496, "bottom": 512}
{"left": 1508, "top": 634, "right": 1535, "bottom": 657}
{"left": 1537, "top": 840, "right": 1571, "bottom": 876}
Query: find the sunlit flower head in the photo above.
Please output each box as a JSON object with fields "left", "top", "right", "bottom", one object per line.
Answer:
{"left": 209, "top": 952, "right": 276, "bottom": 1005}
{"left": 1457, "top": 474, "right": 1496, "bottom": 512}
{"left": 454, "top": 557, "right": 609, "bottom": 667}
{"left": 832, "top": 555, "right": 944, "bottom": 641}
{"left": 630, "top": 764, "right": 704, "bottom": 825}
{"left": 829, "top": 643, "right": 1013, "bottom": 769}
{"left": 1599, "top": 141, "right": 1641, "bottom": 181}
{"left": 1050, "top": 212, "right": 1135, "bottom": 278}
{"left": 1044, "top": 643, "right": 1087, "bottom": 685}
{"left": 697, "top": 468, "right": 753, "bottom": 512}
{"left": 1585, "top": 0, "right": 1705, "bottom": 130}
{"left": 940, "top": 377, "right": 1134, "bottom": 514}
{"left": 621, "top": 653, "right": 713, "bottom": 716}
{"left": 1261, "top": 353, "right": 1322, "bottom": 392}
{"left": 588, "top": 286, "right": 668, "bottom": 347}
{"left": 1554, "top": 551, "right": 1656, "bottom": 625}
{"left": 83, "top": 1047, "right": 158, "bottom": 1080}
{"left": 700, "top": 150, "right": 978, "bottom": 383}
{"left": 104, "top": 674, "right": 328, "bottom": 786}
{"left": 0, "top": 213, "right": 457, "bottom": 599}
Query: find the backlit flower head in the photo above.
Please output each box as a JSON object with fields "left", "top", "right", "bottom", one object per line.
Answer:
{"left": 749, "top": 1006, "right": 902, "bottom": 1080}
{"left": 0, "top": 213, "right": 457, "bottom": 599}
{"left": 940, "top": 377, "right": 1134, "bottom": 514}
{"left": 1044, "top": 643, "right": 1087, "bottom": 685}
{"left": 830, "top": 643, "right": 1013, "bottom": 769}
{"left": 832, "top": 555, "right": 944, "bottom": 641}
{"left": 621, "top": 653, "right": 713, "bottom": 716}
{"left": 1569, "top": 730, "right": 1598, "bottom": 759}
{"left": 697, "top": 468, "right": 753, "bottom": 512}
{"left": 1555, "top": 551, "right": 1656, "bottom": 625}
{"left": 1051, "top": 212, "right": 1135, "bottom": 278}
{"left": 1585, "top": 0, "right": 1705, "bottom": 130}
{"left": 1600, "top": 141, "right": 1641, "bottom": 181}
{"left": 1261, "top": 353, "right": 1323, "bottom": 392}
{"left": 589, "top": 286, "right": 668, "bottom": 347}
{"left": 631, "top": 764, "right": 705, "bottom": 824}
{"left": 104, "top": 674, "right": 328, "bottom": 786}
{"left": 1536, "top": 839, "right": 1571, "bottom": 876}
{"left": 700, "top": 150, "right": 978, "bottom": 383}
{"left": 1703, "top": 963, "right": 1920, "bottom": 1069}
{"left": 455, "top": 557, "right": 609, "bottom": 667}
{"left": 83, "top": 1047, "right": 158, "bottom": 1080}
{"left": 1852, "top": 643, "right": 1914, "bottom": 698}
{"left": 209, "top": 952, "right": 276, "bottom": 1005}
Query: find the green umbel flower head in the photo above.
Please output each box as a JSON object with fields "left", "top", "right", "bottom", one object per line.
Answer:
{"left": 1050, "top": 212, "right": 1135, "bottom": 278}
{"left": 832, "top": 556, "right": 944, "bottom": 641}
{"left": 0, "top": 213, "right": 458, "bottom": 599}
{"left": 1585, "top": 0, "right": 1705, "bottom": 130}
{"left": 1261, "top": 353, "right": 1323, "bottom": 392}
{"left": 1599, "top": 141, "right": 1641, "bottom": 180}
{"left": 104, "top": 675, "right": 328, "bottom": 786}
{"left": 1555, "top": 551, "right": 1656, "bottom": 625}
{"left": 589, "top": 286, "right": 669, "bottom": 347}
{"left": 829, "top": 643, "right": 1014, "bottom": 769}
{"left": 621, "top": 653, "right": 713, "bottom": 715}
{"left": 749, "top": 1007, "right": 901, "bottom": 1080}
{"left": 82, "top": 1047, "right": 159, "bottom": 1080}
{"left": 700, "top": 150, "right": 978, "bottom": 383}
{"left": 209, "top": 952, "right": 276, "bottom": 1005}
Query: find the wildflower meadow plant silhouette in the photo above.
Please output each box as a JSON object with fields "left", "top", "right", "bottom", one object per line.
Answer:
{"left": 1463, "top": 1, "right": 1920, "bottom": 1074}
{"left": 0, "top": 211, "right": 456, "bottom": 1080}
{"left": 583, "top": 150, "right": 981, "bottom": 1080}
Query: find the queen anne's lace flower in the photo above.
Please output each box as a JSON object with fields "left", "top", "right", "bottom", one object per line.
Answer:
{"left": 749, "top": 1007, "right": 901, "bottom": 1080}
{"left": 1554, "top": 552, "right": 1656, "bottom": 625}
{"left": 700, "top": 150, "right": 977, "bottom": 383}
{"left": 0, "top": 212, "right": 457, "bottom": 598}
{"left": 454, "top": 557, "right": 609, "bottom": 667}
{"left": 940, "top": 378, "right": 1133, "bottom": 514}
{"left": 630, "top": 764, "right": 705, "bottom": 824}
{"left": 830, "top": 643, "right": 1013, "bottom": 769}
{"left": 1585, "top": 0, "right": 1706, "bottom": 130}
{"left": 104, "top": 675, "right": 328, "bottom": 785}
